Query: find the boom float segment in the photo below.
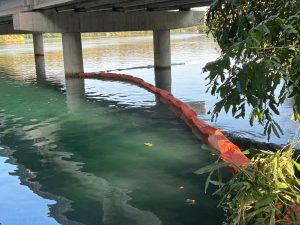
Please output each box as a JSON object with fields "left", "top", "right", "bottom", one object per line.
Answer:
{"left": 79, "top": 72, "right": 250, "bottom": 167}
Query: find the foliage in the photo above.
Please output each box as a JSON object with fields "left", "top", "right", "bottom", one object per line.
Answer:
{"left": 0, "top": 35, "right": 25, "bottom": 44}
{"left": 0, "top": 26, "right": 202, "bottom": 44}
{"left": 195, "top": 145, "right": 300, "bottom": 225}
{"left": 203, "top": 0, "right": 300, "bottom": 139}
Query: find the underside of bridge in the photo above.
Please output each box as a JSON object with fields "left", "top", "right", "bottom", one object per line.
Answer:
{"left": 0, "top": 0, "right": 210, "bottom": 76}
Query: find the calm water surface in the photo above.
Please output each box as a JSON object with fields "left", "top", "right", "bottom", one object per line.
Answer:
{"left": 0, "top": 34, "right": 297, "bottom": 225}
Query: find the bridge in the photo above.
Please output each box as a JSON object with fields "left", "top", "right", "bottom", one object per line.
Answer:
{"left": 0, "top": 0, "right": 211, "bottom": 76}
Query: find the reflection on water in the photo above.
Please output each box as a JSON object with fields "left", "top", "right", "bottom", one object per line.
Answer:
{"left": 0, "top": 154, "right": 57, "bottom": 225}
{"left": 0, "top": 34, "right": 298, "bottom": 225}
{"left": 35, "top": 56, "right": 46, "bottom": 81}
{"left": 186, "top": 101, "right": 207, "bottom": 115}
{"left": 0, "top": 71, "right": 224, "bottom": 224}
{"left": 0, "top": 145, "right": 76, "bottom": 225}
{"left": 65, "top": 78, "right": 85, "bottom": 114}
{"left": 0, "top": 35, "right": 298, "bottom": 144}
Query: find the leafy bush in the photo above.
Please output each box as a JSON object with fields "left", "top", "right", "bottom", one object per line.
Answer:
{"left": 204, "top": 0, "right": 300, "bottom": 139}
{"left": 195, "top": 146, "right": 300, "bottom": 224}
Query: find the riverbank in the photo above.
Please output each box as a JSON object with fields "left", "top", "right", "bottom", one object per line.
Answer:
{"left": 0, "top": 25, "right": 206, "bottom": 44}
{"left": 0, "top": 26, "right": 205, "bottom": 44}
{"left": 0, "top": 35, "right": 25, "bottom": 44}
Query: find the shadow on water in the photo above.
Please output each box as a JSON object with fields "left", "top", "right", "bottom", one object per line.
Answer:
{"left": 0, "top": 72, "right": 224, "bottom": 225}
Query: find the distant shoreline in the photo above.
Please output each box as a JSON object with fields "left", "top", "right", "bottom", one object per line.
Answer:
{"left": 0, "top": 35, "right": 26, "bottom": 44}
{"left": 0, "top": 26, "right": 207, "bottom": 44}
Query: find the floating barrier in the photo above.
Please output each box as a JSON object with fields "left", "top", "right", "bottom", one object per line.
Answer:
{"left": 79, "top": 71, "right": 300, "bottom": 223}
{"left": 79, "top": 71, "right": 250, "bottom": 167}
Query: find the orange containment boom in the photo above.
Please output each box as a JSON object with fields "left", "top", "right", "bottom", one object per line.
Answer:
{"left": 79, "top": 72, "right": 250, "bottom": 167}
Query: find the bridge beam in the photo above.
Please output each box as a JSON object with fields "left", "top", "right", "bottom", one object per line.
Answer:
{"left": 0, "top": 23, "right": 30, "bottom": 35}
{"left": 13, "top": 11, "right": 203, "bottom": 33}
{"left": 62, "top": 32, "right": 84, "bottom": 76}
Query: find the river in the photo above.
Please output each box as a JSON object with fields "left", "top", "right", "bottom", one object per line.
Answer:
{"left": 0, "top": 34, "right": 297, "bottom": 225}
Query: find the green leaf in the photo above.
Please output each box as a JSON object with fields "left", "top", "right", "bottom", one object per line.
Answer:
{"left": 242, "top": 150, "right": 250, "bottom": 155}
{"left": 245, "top": 207, "right": 271, "bottom": 219}
{"left": 255, "top": 197, "right": 273, "bottom": 208}
{"left": 201, "top": 144, "right": 220, "bottom": 155}
{"left": 284, "top": 24, "right": 298, "bottom": 34}
{"left": 269, "top": 209, "right": 275, "bottom": 225}
{"left": 203, "top": 0, "right": 300, "bottom": 139}
{"left": 251, "top": 218, "right": 266, "bottom": 225}
{"left": 259, "top": 150, "right": 275, "bottom": 155}
{"left": 291, "top": 113, "right": 300, "bottom": 122}
{"left": 245, "top": 207, "right": 269, "bottom": 218}
{"left": 205, "top": 171, "right": 214, "bottom": 194}
{"left": 194, "top": 162, "right": 230, "bottom": 175}
{"left": 294, "top": 161, "right": 300, "bottom": 171}
{"left": 271, "top": 123, "right": 280, "bottom": 138}
{"left": 209, "top": 180, "right": 225, "bottom": 186}
{"left": 269, "top": 103, "right": 280, "bottom": 115}
{"left": 273, "top": 121, "right": 283, "bottom": 135}
{"left": 276, "top": 182, "right": 288, "bottom": 189}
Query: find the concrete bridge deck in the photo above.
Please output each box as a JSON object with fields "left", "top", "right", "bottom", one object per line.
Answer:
{"left": 0, "top": 0, "right": 211, "bottom": 77}
{"left": 0, "top": 0, "right": 211, "bottom": 19}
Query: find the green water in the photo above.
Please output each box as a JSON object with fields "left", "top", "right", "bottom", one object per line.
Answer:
{"left": 0, "top": 74, "right": 224, "bottom": 224}
{"left": 0, "top": 33, "right": 297, "bottom": 224}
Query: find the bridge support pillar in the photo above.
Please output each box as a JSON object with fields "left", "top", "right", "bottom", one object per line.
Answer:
{"left": 62, "top": 33, "right": 84, "bottom": 76}
{"left": 155, "top": 68, "right": 172, "bottom": 92}
{"left": 33, "top": 33, "right": 44, "bottom": 57}
{"left": 35, "top": 56, "right": 46, "bottom": 82}
{"left": 32, "top": 33, "right": 46, "bottom": 79}
{"left": 153, "top": 29, "right": 171, "bottom": 70}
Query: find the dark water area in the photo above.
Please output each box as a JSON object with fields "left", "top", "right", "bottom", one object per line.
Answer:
{"left": 0, "top": 34, "right": 298, "bottom": 224}
{"left": 0, "top": 75, "right": 224, "bottom": 224}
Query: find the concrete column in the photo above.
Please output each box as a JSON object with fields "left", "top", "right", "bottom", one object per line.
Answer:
{"left": 62, "top": 33, "right": 84, "bottom": 76}
{"left": 153, "top": 29, "right": 171, "bottom": 70}
{"left": 35, "top": 56, "right": 46, "bottom": 83}
{"left": 33, "top": 33, "right": 44, "bottom": 56}
{"left": 155, "top": 68, "right": 172, "bottom": 92}
{"left": 33, "top": 33, "right": 46, "bottom": 80}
